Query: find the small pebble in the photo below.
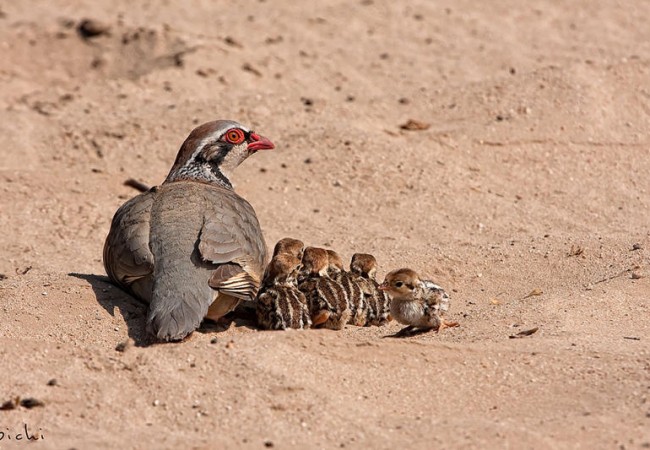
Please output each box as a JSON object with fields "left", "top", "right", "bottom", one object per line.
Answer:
{"left": 47, "top": 379, "right": 58, "bottom": 386}
{"left": 0, "top": 400, "right": 16, "bottom": 410}
{"left": 20, "top": 398, "right": 45, "bottom": 409}
{"left": 77, "top": 19, "right": 110, "bottom": 39}
{"left": 115, "top": 340, "right": 129, "bottom": 352}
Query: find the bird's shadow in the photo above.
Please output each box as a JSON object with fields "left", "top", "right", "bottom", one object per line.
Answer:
{"left": 69, "top": 273, "right": 258, "bottom": 346}
{"left": 382, "top": 326, "right": 432, "bottom": 339}
{"left": 69, "top": 273, "right": 152, "bottom": 346}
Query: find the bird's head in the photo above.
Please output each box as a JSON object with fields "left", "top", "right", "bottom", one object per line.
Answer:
{"left": 165, "top": 119, "right": 274, "bottom": 187}
{"left": 272, "top": 237, "right": 305, "bottom": 261}
{"left": 301, "top": 247, "right": 330, "bottom": 278}
{"left": 379, "top": 268, "right": 420, "bottom": 298}
{"left": 350, "top": 253, "right": 378, "bottom": 280}
{"left": 326, "top": 249, "right": 344, "bottom": 276}
{"left": 266, "top": 254, "right": 302, "bottom": 284}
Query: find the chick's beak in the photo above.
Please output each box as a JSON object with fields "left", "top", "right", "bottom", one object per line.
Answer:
{"left": 378, "top": 282, "right": 388, "bottom": 291}
{"left": 247, "top": 132, "right": 275, "bottom": 151}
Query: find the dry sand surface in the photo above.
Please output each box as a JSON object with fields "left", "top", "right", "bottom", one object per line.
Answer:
{"left": 1, "top": 0, "right": 650, "bottom": 448}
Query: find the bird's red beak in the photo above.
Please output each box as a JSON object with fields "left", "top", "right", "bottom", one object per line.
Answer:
{"left": 378, "top": 283, "right": 388, "bottom": 291}
{"left": 247, "top": 132, "right": 275, "bottom": 151}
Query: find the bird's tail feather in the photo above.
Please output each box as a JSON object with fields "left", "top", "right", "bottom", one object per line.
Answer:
{"left": 146, "top": 291, "right": 209, "bottom": 341}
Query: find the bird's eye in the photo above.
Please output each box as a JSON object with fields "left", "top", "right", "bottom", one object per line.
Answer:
{"left": 224, "top": 128, "right": 245, "bottom": 144}
{"left": 395, "top": 281, "right": 403, "bottom": 288}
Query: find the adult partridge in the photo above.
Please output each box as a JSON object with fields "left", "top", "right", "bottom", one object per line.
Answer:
{"left": 103, "top": 120, "right": 273, "bottom": 341}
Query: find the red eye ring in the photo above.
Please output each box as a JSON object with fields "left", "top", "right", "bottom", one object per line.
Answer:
{"left": 224, "top": 128, "right": 245, "bottom": 145}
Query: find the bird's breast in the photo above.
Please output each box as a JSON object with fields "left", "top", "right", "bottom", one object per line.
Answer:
{"left": 390, "top": 298, "right": 426, "bottom": 326}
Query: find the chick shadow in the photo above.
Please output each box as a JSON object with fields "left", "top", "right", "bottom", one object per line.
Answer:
{"left": 199, "top": 304, "right": 259, "bottom": 335}
{"left": 383, "top": 325, "right": 433, "bottom": 339}
{"left": 69, "top": 272, "right": 152, "bottom": 346}
{"left": 69, "top": 273, "right": 258, "bottom": 345}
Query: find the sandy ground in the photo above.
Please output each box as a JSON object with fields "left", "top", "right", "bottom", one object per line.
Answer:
{"left": 1, "top": 0, "right": 650, "bottom": 448}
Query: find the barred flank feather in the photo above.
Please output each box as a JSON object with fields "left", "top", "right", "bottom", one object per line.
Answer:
{"left": 256, "top": 285, "right": 311, "bottom": 330}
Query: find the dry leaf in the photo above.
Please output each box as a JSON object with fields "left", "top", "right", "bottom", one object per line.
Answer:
{"left": 509, "top": 327, "right": 539, "bottom": 339}
{"left": 523, "top": 288, "right": 543, "bottom": 299}
{"left": 400, "top": 119, "right": 430, "bottom": 131}
{"left": 490, "top": 298, "right": 502, "bottom": 305}
{"left": 0, "top": 398, "right": 18, "bottom": 410}
{"left": 567, "top": 244, "right": 584, "bottom": 257}
{"left": 241, "top": 63, "right": 262, "bottom": 77}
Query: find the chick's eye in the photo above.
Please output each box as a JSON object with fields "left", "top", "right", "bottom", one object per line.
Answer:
{"left": 224, "top": 128, "right": 245, "bottom": 144}
{"left": 395, "top": 281, "right": 403, "bottom": 288}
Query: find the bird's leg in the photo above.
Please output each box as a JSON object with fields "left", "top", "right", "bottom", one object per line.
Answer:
{"left": 311, "top": 310, "right": 331, "bottom": 327}
{"left": 437, "top": 320, "right": 460, "bottom": 332}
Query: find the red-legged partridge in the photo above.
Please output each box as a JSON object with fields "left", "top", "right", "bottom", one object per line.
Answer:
{"left": 103, "top": 120, "right": 274, "bottom": 341}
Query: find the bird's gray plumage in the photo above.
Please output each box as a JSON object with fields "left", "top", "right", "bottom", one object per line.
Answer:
{"left": 103, "top": 119, "right": 272, "bottom": 341}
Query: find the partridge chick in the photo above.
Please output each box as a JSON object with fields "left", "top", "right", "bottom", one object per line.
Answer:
{"left": 104, "top": 120, "right": 274, "bottom": 341}
{"left": 379, "top": 268, "right": 458, "bottom": 336}
{"left": 298, "top": 247, "right": 350, "bottom": 329}
{"left": 323, "top": 249, "right": 367, "bottom": 327}
{"left": 326, "top": 249, "right": 344, "bottom": 277}
{"left": 256, "top": 254, "right": 311, "bottom": 330}
{"left": 272, "top": 238, "right": 305, "bottom": 260}
{"left": 261, "top": 238, "right": 304, "bottom": 285}
{"left": 350, "top": 253, "right": 391, "bottom": 326}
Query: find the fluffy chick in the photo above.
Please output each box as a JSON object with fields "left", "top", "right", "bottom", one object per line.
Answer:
{"left": 326, "top": 249, "right": 344, "bottom": 277}
{"left": 350, "top": 253, "right": 378, "bottom": 280}
{"left": 349, "top": 253, "right": 391, "bottom": 326}
{"left": 256, "top": 254, "right": 311, "bottom": 330}
{"left": 272, "top": 237, "right": 305, "bottom": 260}
{"left": 325, "top": 249, "right": 370, "bottom": 327}
{"left": 298, "top": 247, "right": 350, "bottom": 329}
{"left": 262, "top": 237, "right": 305, "bottom": 285}
{"left": 379, "top": 268, "right": 457, "bottom": 336}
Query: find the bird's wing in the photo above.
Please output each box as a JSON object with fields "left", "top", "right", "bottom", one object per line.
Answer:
{"left": 207, "top": 262, "right": 259, "bottom": 301}
{"left": 422, "top": 280, "right": 450, "bottom": 313}
{"left": 103, "top": 190, "right": 155, "bottom": 301}
{"left": 198, "top": 188, "right": 268, "bottom": 302}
